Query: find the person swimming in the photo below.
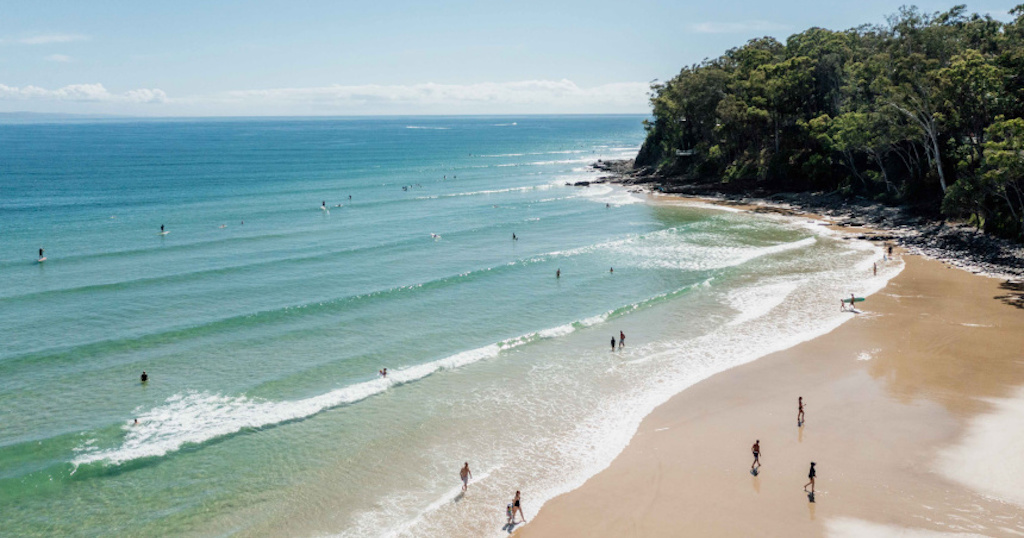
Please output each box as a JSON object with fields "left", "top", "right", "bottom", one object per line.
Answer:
{"left": 140, "top": 371, "right": 148, "bottom": 383}
{"left": 379, "top": 368, "right": 387, "bottom": 378}
{"left": 556, "top": 268, "right": 560, "bottom": 279}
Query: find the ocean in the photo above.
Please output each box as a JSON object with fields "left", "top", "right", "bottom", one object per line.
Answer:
{"left": 0, "top": 115, "right": 898, "bottom": 536}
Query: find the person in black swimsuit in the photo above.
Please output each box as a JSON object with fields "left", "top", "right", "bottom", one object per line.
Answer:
{"left": 511, "top": 490, "right": 526, "bottom": 523}
{"left": 804, "top": 462, "right": 816, "bottom": 493}
{"left": 751, "top": 440, "right": 761, "bottom": 470}
{"left": 140, "top": 371, "right": 148, "bottom": 383}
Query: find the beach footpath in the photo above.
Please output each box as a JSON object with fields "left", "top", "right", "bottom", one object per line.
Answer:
{"left": 518, "top": 253, "right": 1024, "bottom": 537}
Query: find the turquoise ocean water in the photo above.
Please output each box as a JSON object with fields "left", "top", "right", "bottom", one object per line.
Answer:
{"left": 0, "top": 116, "right": 898, "bottom": 536}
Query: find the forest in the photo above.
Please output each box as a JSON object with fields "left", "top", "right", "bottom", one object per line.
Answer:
{"left": 636, "top": 5, "right": 1024, "bottom": 240}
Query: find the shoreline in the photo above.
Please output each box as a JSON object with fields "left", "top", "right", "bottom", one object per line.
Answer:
{"left": 590, "top": 159, "right": 1024, "bottom": 282}
{"left": 515, "top": 188, "right": 1024, "bottom": 537}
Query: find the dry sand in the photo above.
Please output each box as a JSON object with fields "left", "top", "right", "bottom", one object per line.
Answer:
{"left": 518, "top": 253, "right": 1024, "bottom": 537}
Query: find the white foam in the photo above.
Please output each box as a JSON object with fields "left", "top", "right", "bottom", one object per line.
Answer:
{"left": 726, "top": 281, "right": 799, "bottom": 326}
{"left": 415, "top": 184, "right": 555, "bottom": 200}
{"left": 69, "top": 301, "right": 664, "bottom": 467}
{"left": 373, "top": 469, "right": 496, "bottom": 538}
{"left": 575, "top": 183, "right": 644, "bottom": 206}
{"left": 827, "top": 517, "right": 989, "bottom": 537}
{"left": 938, "top": 386, "right": 1024, "bottom": 507}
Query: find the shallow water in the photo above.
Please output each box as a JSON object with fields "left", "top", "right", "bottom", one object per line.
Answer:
{"left": 0, "top": 116, "right": 897, "bottom": 536}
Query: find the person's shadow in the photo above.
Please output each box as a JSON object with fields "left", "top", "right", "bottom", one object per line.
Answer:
{"left": 502, "top": 521, "right": 520, "bottom": 534}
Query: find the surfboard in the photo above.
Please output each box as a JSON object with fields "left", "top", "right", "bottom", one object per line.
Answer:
{"left": 37, "top": 257, "right": 47, "bottom": 263}
{"left": 842, "top": 297, "right": 865, "bottom": 304}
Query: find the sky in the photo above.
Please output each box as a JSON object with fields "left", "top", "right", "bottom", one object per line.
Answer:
{"left": 0, "top": 1, "right": 1016, "bottom": 116}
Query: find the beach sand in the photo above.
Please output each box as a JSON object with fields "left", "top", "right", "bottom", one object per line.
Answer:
{"left": 518, "top": 253, "right": 1024, "bottom": 537}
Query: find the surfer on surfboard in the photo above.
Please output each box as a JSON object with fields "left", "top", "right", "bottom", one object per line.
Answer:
{"left": 37, "top": 248, "right": 46, "bottom": 262}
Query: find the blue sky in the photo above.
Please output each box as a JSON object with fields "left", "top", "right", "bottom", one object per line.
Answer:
{"left": 0, "top": 1, "right": 1015, "bottom": 116}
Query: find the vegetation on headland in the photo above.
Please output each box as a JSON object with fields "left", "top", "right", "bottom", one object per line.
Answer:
{"left": 637, "top": 5, "right": 1024, "bottom": 240}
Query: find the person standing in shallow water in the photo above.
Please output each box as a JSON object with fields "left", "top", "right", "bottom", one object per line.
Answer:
{"left": 556, "top": 268, "right": 560, "bottom": 279}
{"left": 511, "top": 491, "right": 526, "bottom": 523}
{"left": 460, "top": 462, "right": 472, "bottom": 492}
{"left": 611, "top": 337, "right": 616, "bottom": 351}
{"left": 619, "top": 331, "right": 625, "bottom": 348}
{"left": 140, "top": 371, "right": 148, "bottom": 383}
{"left": 804, "top": 462, "right": 816, "bottom": 493}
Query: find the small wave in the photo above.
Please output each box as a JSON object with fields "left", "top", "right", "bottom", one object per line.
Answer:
{"left": 413, "top": 184, "right": 555, "bottom": 200}
{"left": 69, "top": 279, "right": 712, "bottom": 468}
{"left": 726, "top": 281, "right": 799, "bottom": 326}
{"left": 405, "top": 126, "right": 450, "bottom": 130}
{"left": 71, "top": 323, "right": 591, "bottom": 466}
{"left": 491, "top": 122, "right": 517, "bottom": 126}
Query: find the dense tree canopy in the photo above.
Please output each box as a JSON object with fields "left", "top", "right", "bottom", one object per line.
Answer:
{"left": 638, "top": 5, "right": 1024, "bottom": 240}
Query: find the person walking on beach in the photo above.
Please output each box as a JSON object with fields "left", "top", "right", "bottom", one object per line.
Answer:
{"left": 804, "top": 462, "right": 816, "bottom": 493}
{"left": 798, "top": 397, "right": 805, "bottom": 425}
{"left": 460, "top": 462, "right": 472, "bottom": 492}
{"left": 511, "top": 491, "right": 526, "bottom": 523}
{"left": 619, "top": 331, "right": 625, "bottom": 348}
{"left": 751, "top": 440, "right": 761, "bottom": 470}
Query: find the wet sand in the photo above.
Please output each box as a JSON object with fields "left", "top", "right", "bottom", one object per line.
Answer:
{"left": 518, "top": 253, "right": 1024, "bottom": 537}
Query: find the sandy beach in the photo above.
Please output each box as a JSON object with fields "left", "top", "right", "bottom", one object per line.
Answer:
{"left": 519, "top": 240, "right": 1024, "bottom": 536}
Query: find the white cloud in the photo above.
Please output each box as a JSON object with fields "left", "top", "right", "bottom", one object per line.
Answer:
{"left": 45, "top": 54, "right": 72, "bottom": 63}
{"left": 0, "top": 83, "right": 166, "bottom": 103}
{"left": 690, "top": 21, "right": 789, "bottom": 34}
{"left": 0, "top": 79, "right": 647, "bottom": 115}
{"left": 19, "top": 33, "right": 90, "bottom": 45}
{"left": 213, "top": 80, "right": 648, "bottom": 110}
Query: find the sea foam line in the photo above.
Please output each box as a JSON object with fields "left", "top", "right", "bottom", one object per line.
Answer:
{"left": 69, "top": 285, "right": 703, "bottom": 468}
